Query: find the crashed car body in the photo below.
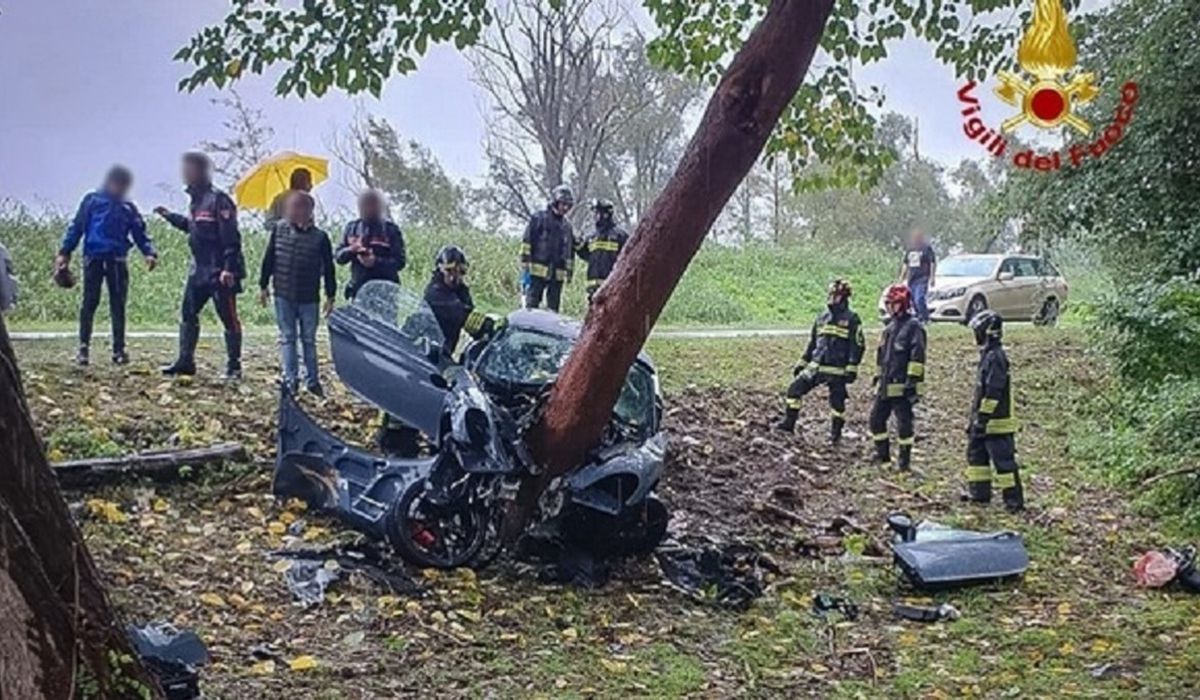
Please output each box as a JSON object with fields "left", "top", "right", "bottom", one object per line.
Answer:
{"left": 274, "top": 281, "right": 668, "bottom": 568}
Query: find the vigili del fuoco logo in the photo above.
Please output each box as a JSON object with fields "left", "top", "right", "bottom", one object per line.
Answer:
{"left": 957, "top": 0, "right": 1140, "bottom": 172}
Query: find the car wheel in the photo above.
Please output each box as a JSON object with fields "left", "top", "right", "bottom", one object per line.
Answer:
{"left": 966, "top": 295, "right": 988, "bottom": 322}
{"left": 1034, "top": 297, "right": 1060, "bottom": 327}
{"left": 388, "top": 478, "right": 489, "bottom": 569}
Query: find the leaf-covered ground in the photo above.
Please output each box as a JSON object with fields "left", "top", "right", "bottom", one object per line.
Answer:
{"left": 12, "top": 325, "right": 1200, "bottom": 698}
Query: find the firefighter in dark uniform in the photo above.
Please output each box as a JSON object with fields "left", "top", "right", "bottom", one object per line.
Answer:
{"left": 775, "top": 279, "right": 865, "bottom": 444}
{"left": 965, "top": 310, "right": 1023, "bottom": 511}
{"left": 575, "top": 198, "right": 628, "bottom": 301}
{"left": 869, "top": 284, "right": 927, "bottom": 470}
{"left": 155, "top": 152, "right": 246, "bottom": 379}
{"left": 521, "top": 185, "right": 575, "bottom": 312}
{"left": 379, "top": 245, "right": 503, "bottom": 456}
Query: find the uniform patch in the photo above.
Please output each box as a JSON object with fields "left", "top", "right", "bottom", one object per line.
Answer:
{"left": 219, "top": 209, "right": 233, "bottom": 220}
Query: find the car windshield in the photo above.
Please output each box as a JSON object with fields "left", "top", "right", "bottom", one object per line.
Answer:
{"left": 477, "top": 327, "right": 655, "bottom": 429}
{"left": 939, "top": 256, "right": 998, "bottom": 278}
{"left": 352, "top": 280, "right": 445, "bottom": 356}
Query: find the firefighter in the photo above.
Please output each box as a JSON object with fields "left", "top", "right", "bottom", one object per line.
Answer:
{"left": 424, "top": 245, "right": 504, "bottom": 353}
{"left": 575, "top": 198, "right": 628, "bottom": 301}
{"left": 964, "top": 310, "right": 1023, "bottom": 511}
{"left": 775, "top": 279, "right": 865, "bottom": 444}
{"left": 521, "top": 185, "right": 575, "bottom": 312}
{"left": 154, "top": 152, "right": 246, "bottom": 379}
{"left": 379, "top": 245, "right": 503, "bottom": 456}
{"left": 869, "top": 284, "right": 926, "bottom": 469}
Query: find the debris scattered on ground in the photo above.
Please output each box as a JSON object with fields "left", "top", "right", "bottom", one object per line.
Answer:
{"left": 811, "top": 593, "right": 860, "bottom": 621}
{"left": 54, "top": 442, "right": 248, "bottom": 488}
{"left": 535, "top": 543, "right": 613, "bottom": 589}
{"left": 1134, "top": 545, "right": 1200, "bottom": 592}
{"left": 655, "top": 537, "right": 781, "bottom": 610}
{"left": 128, "top": 622, "right": 209, "bottom": 700}
{"left": 893, "top": 601, "right": 960, "bottom": 622}
{"left": 271, "top": 543, "right": 423, "bottom": 607}
{"left": 888, "top": 512, "right": 1029, "bottom": 590}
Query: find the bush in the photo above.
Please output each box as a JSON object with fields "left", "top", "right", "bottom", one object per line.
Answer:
{"left": 1073, "top": 376, "right": 1200, "bottom": 532}
{"left": 1092, "top": 275, "right": 1200, "bottom": 385}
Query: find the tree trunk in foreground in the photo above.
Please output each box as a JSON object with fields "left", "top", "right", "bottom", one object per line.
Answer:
{"left": 516, "top": 0, "right": 836, "bottom": 523}
{"left": 0, "top": 316, "right": 160, "bottom": 699}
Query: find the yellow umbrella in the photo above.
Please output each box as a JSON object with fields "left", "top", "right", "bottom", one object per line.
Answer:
{"left": 233, "top": 151, "right": 329, "bottom": 211}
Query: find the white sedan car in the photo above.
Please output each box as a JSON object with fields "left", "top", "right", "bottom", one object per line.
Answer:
{"left": 879, "top": 254, "right": 1069, "bottom": 324}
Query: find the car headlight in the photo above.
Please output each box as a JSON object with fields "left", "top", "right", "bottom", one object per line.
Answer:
{"left": 935, "top": 287, "right": 967, "bottom": 301}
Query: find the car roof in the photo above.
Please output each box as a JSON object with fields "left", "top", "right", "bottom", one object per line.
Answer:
{"left": 505, "top": 309, "right": 656, "bottom": 371}
{"left": 945, "top": 253, "right": 1043, "bottom": 261}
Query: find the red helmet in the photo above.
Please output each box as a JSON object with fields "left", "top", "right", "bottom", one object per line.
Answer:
{"left": 885, "top": 284, "right": 911, "bottom": 313}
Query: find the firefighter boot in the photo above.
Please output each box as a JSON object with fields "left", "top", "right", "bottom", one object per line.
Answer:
{"left": 997, "top": 469, "right": 1024, "bottom": 512}
{"left": 872, "top": 437, "right": 891, "bottom": 464}
{"left": 964, "top": 465, "right": 993, "bottom": 503}
{"left": 223, "top": 331, "right": 243, "bottom": 380}
{"left": 775, "top": 409, "right": 799, "bottom": 434}
{"left": 897, "top": 442, "right": 913, "bottom": 471}
{"left": 161, "top": 323, "right": 199, "bottom": 376}
{"left": 829, "top": 415, "right": 845, "bottom": 445}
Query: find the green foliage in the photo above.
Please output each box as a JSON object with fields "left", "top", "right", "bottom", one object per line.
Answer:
{"left": 1073, "top": 376, "right": 1200, "bottom": 533}
{"left": 0, "top": 212, "right": 898, "bottom": 329}
{"left": 1092, "top": 277, "right": 1200, "bottom": 386}
{"left": 175, "top": 0, "right": 492, "bottom": 97}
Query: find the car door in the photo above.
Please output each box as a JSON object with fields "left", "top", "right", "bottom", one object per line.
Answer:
{"left": 1011, "top": 257, "right": 1047, "bottom": 319}
{"left": 327, "top": 281, "right": 449, "bottom": 438}
{"left": 990, "top": 257, "right": 1021, "bottom": 317}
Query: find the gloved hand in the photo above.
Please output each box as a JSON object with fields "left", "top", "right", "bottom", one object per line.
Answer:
{"left": 792, "top": 364, "right": 804, "bottom": 377}
{"left": 967, "top": 418, "right": 986, "bottom": 437}
{"left": 871, "top": 375, "right": 880, "bottom": 389}
{"left": 480, "top": 314, "right": 507, "bottom": 339}
{"left": 904, "top": 383, "right": 920, "bottom": 404}
{"left": 846, "top": 371, "right": 858, "bottom": 385}
{"left": 520, "top": 268, "right": 532, "bottom": 291}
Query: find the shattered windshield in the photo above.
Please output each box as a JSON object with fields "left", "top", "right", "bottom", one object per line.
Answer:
{"left": 477, "top": 327, "right": 655, "bottom": 428}
{"left": 352, "top": 280, "right": 445, "bottom": 356}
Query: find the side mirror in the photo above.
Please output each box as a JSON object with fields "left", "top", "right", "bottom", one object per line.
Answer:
{"left": 998, "top": 271, "right": 1015, "bottom": 282}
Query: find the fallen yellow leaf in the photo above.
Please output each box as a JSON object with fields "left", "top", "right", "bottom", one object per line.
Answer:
{"left": 289, "top": 655, "right": 318, "bottom": 671}
{"left": 199, "top": 592, "right": 226, "bottom": 608}
{"left": 250, "top": 660, "right": 275, "bottom": 675}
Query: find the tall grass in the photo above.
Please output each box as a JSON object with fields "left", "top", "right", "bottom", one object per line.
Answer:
{"left": 0, "top": 208, "right": 1106, "bottom": 330}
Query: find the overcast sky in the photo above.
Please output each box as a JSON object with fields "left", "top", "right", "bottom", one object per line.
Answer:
{"left": 0, "top": 1, "right": 1019, "bottom": 214}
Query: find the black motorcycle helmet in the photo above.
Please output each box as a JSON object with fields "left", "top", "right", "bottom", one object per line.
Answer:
{"left": 969, "top": 309, "right": 1003, "bottom": 345}
{"left": 591, "top": 198, "right": 615, "bottom": 217}
{"left": 435, "top": 245, "right": 469, "bottom": 274}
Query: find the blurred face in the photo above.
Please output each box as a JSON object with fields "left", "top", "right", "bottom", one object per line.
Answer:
{"left": 359, "top": 194, "right": 383, "bottom": 221}
{"left": 828, "top": 291, "right": 845, "bottom": 306}
{"left": 910, "top": 228, "right": 926, "bottom": 247}
{"left": 105, "top": 177, "right": 131, "bottom": 200}
{"left": 886, "top": 299, "right": 905, "bottom": 316}
{"left": 182, "top": 159, "right": 206, "bottom": 186}
{"left": 553, "top": 201, "right": 572, "bottom": 217}
{"left": 285, "top": 194, "right": 314, "bottom": 226}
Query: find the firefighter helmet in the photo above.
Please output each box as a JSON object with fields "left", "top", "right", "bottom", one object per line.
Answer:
{"left": 969, "top": 309, "right": 1003, "bottom": 345}
{"left": 827, "top": 279, "right": 853, "bottom": 301}
{"left": 884, "top": 284, "right": 911, "bottom": 314}
{"left": 435, "top": 245, "right": 469, "bottom": 273}
{"left": 551, "top": 184, "right": 575, "bottom": 207}
{"left": 591, "top": 198, "right": 614, "bottom": 215}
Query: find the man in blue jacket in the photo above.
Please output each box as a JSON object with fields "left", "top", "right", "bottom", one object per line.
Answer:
{"left": 154, "top": 152, "right": 246, "bottom": 379}
{"left": 56, "top": 166, "right": 157, "bottom": 366}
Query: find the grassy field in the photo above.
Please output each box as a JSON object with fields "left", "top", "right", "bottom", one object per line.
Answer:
{"left": 12, "top": 323, "right": 1195, "bottom": 698}
{"left": 1, "top": 211, "right": 1105, "bottom": 331}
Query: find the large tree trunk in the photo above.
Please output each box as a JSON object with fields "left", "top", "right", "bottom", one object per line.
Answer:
{"left": 516, "top": 0, "right": 835, "bottom": 520}
{"left": 0, "top": 317, "right": 160, "bottom": 699}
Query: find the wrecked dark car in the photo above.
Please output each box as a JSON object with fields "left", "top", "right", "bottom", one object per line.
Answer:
{"left": 275, "top": 281, "right": 668, "bottom": 569}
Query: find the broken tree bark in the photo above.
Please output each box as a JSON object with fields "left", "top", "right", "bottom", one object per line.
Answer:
{"left": 515, "top": 0, "right": 836, "bottom": 529}
{"left": 53, "top": 442, "right": 248, "bottom": 489}
{"left": 0, "top": 316, "right": 161, "bottom": 699}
